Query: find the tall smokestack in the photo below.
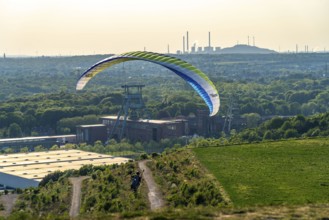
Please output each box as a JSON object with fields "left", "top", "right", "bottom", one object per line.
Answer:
{"left": 186, "top": 31, "right": 189, "bottom": 53}
{"left": 208, "top": 31, "right": 211, "bottom": 47}
{"left": 183, "top": 36, "right": 185, "bottom": 53}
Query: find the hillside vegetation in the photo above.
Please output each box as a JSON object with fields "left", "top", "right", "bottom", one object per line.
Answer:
{"left": 10, "top": 162, "right": 149, "bottom": 219}
{"left": 5, "top": 138, "right": 329, "bottom": 219}
{"left": 193, "top": 138, "right": 329, "bottom": 207}
{"left": 147, "top": 149, "right": 229, "bottom": 208}
{"left": 9, "top": 149, "right": 229, "bottom": 219}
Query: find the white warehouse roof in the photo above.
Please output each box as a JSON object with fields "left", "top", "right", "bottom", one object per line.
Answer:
{"left": 0, "top": 149, "right": 129, "bottom": 188}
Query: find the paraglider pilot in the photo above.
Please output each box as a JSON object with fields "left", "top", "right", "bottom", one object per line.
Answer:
{"left": 131, "top": 170, "right": 142, "bottom": 192}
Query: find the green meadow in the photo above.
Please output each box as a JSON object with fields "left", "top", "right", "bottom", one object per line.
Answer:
{"left": 193, "top": 138, "right": 329, "bottom": 207}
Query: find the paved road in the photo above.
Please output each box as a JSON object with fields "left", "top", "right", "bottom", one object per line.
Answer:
{"left": 69, "top": 176, "right": 89, "bottom": 218}
{"left": 138, "top": 160, "right": 165, "bottom": 210}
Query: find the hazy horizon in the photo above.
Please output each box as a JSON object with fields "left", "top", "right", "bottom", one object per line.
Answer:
{"left": 1, "top": 0, "right": 328, "bottom": 56}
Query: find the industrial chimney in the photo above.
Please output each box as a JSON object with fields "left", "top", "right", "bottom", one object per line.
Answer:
{"left": 186, "top": 31, "right": 189, "bottom": 53}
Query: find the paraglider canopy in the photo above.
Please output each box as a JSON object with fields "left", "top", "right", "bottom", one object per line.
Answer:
{"left": 76, "top": 51, "right": 220, "bottom": 116}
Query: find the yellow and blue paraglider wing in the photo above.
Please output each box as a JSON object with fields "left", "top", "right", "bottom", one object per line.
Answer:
{"left": 76, "top": 51, "right": 220, "bottom": 116}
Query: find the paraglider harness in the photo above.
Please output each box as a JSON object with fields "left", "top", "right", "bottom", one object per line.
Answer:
{"left": 131, "top": 170, "right": 143, "bottom": 192}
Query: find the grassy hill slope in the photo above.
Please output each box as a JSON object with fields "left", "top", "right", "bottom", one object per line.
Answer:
{"left": 193, "top": 138, "right": 329, "bottom": 207}
{"left": 7, "top": 138, "right": 329, "bottom": 219}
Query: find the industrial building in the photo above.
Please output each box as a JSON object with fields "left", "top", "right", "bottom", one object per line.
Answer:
{"left": 178, "top": 31, "right": 221, "bottom": 54}
{"left": 102, "top": 116, "right": 188, "bottom": 142}
{"left": 76, "top": 84, "right": 190, "bottom": 144}
{"left": 76, "top": 116, "right": 188, "bottom": 144}
{"left": 0, "top": 149, "right": 129, "bottom": 189}
{"left": 0, "top": 135, "right": 76, "bottom": 151}
{"left": 76, "top": 124, "right": 107, "bottom": 144}
{"left": 177, "top": 31, "right": 261, "bottom": 54}
{"left": 76, "top": 109, "right": 223, "bottom": 144}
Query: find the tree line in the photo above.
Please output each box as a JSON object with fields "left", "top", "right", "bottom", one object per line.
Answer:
{"left": 1, "top": 53, "right": 329, "bottom": 139}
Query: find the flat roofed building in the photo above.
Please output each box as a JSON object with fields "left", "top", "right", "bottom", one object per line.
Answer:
{"left": 204, "top": 46, "right": 214, "bottom": 53}
{"left": 76, "top": 124, "right": 107, "bottom": 144}
{"left": 0, "top": 135, "right": 76, "bottom": 150}
{"left": 0, "top": 149, "right": 129, "bottom": 189}
{"left": 100, "top": 116, "right": 188, "bottom": 142}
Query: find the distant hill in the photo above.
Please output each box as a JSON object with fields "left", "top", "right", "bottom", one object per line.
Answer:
{"left": 220, "top": 44, "right": 277, "bottom": 54}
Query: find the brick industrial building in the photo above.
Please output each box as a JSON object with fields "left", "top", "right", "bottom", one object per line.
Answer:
{"left": 75, "top": 109, "right": 225, "bottom": 144}
{"left": 101, "top": 116, "right": 188, "bottom": 142}
{"left": 76, "top": 84, "right": 224, "bottom": 144}
{"left": 76, "top": 116, "right": 188, "bottom": 144}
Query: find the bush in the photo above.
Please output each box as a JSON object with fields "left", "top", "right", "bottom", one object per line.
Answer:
{"left": 265, "top": 117, "right": 285, "bottom": 129}
{"left": 15, "top": 188, "right": 23, "bottom": 194}
{"left": 79, "top": 164, "right": 94, "bottom": 176}
{"left": 151, "top": 152, "right": 159, "bottom": 158}
{"left": 149, "top": 149, "right": 225, "bottom": 208}
{"left": 193, "top": 192, "right": 206, "bottom": 205}
{"left": 306, "top": 128, "right": 321, "bottom": 137}
{"left": 84, "top": 195, "right": 97, "bottom": 211}
{"left": 284, "top": 129, "right": 299, "bottom": 139}
{"left": 39, "top": 171, "right": 65, "bottom": 186}
{"left": 15, "top": 200, "right": 27, "bottom": 210}
{"left": 263, "top": 130, "right": 273, "bottom": 140}
{"left": 140, "top": 153, "right": 148, "bottom": 160}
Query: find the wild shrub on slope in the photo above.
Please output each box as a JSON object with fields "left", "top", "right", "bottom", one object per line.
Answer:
{"left": 80, "top": 162, "right": 148, "bottom": 215}
{"left": 13, "top": 174, "right": 72, "bottom": 219}
{"left": 12, "top": 162, "right": 148, "bottom": 218}
{"left": 148, "top": 149, "right": 229, "bottom": 208}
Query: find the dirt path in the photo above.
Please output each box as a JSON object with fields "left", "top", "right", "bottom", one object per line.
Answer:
{"left": 69, "top": 176, "right": 90, "bottom": 218}
{"left": 0, "top": 194, "right": 18, "bottom": 217}
{"left": 138, "top": 160, "right": 165, "bottom": 210}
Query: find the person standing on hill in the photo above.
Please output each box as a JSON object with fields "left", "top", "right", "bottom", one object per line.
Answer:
{"left": 131, "top": 171, "right": 142, "bottom": 192}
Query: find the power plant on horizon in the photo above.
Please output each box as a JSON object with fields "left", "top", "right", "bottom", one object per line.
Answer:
{"left": 176, "top": 31, "right": 259, "bottom": 54}
{"left": 177, "top": 31, "right": 224, "bottom": 54}
{"left": 174, "top": 32, "right": 320, "bottom": 54}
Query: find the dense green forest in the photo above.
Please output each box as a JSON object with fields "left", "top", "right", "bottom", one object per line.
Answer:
{"left": 1, "top": 53, "right": 328, "bottom": 101}
{"left": 190, "top": 112, "right": 329, "bottom": 148}
{"left": 0, "top": 53, "right": 329, "bottom": 138}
